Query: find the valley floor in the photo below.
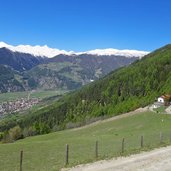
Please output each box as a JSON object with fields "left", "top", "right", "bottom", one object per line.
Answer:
{"left": 66, "top": 145, "right": 171, "bottom": 171}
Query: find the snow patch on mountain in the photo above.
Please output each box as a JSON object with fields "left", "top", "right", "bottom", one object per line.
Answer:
{"left": 0, "top": 41, "right": 149, "bottom": 58}
{"left": 85, "top": 49, "right": 149, "bottom": 58}
{"left": 0, "top": 42, "right": 74, "bottom": 57}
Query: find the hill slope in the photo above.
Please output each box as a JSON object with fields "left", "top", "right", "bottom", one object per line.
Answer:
{"left": 1, "top": 111, "right": 171, "bottom": 170}
{"left": 25, "top": 54, "right": 137, "bottom": 90}
{"left": 0, "top": 65, "right": 24, "bottom": 93}
{"left": 0, "top": 44, "right": 170, "bottom": 133}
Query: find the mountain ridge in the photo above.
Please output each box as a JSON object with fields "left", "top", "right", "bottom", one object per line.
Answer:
{"left": 0, "top": 47, "right": 141, "bottom": 92}
{"left": 0, "top": 41, "right": 149, "bottom": 58}
{"left": 0, "top": 47, "right": 47, "bottom": 71}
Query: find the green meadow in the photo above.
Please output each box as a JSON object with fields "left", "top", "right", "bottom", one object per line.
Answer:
{"left": 1, "top": 111, "right": 171, "bottom": 171}
{"left": 0, "top": 90, "right": 68, "bottom": 103}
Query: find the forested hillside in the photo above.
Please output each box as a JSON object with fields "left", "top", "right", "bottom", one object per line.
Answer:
{"left": 0, "top": 47, "right": 138, "bottom": 92}
{"left": 0, "top": 65, "right": 24, "bottom": 93}
{"left": 25, "top": 54, "right": 136, "bottom": 90}
{"left": 1, "top": 44, "right": 171, "bottom": 137}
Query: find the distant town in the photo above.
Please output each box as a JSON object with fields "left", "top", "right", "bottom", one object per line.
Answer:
{"left": 0, "top": 98, "right": 39, "bottom": 117}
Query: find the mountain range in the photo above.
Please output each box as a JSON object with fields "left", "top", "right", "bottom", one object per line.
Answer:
{"left": 0, "top": 42, "right": 149, "bottom": 93}
{"left": 0, "top": 44, "right": 169, "bottom": 134}
{"left": 0, "top": 42, "right": 148, "bottom": 58}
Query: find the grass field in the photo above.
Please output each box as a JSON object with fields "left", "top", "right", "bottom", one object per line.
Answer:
{"left": 0, "top": 90, "right": 68, "bottom": 103}
{"left": 0, "top": 111, "right": 171, "bottom": 171}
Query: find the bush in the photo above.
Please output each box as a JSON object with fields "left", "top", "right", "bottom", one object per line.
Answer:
{"left": 1, "top": 131, "right": 11, "bottom": 143}
{"left": 8, "top": 125, "right": 23, "bottom": 141}
{"left": 23, "top": 126, "right": 37, "bottom": 137}
{"left": 33, "top": 122, "right": 51, "bottom": 135}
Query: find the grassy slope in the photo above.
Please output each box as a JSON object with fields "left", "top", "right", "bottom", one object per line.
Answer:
{"left": 1, "top": 111, "right": 171, "bottom": 171}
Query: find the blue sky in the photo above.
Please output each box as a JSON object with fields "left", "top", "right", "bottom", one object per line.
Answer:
{"left": 0, "top": 0, "right": 171, "bottom": 51}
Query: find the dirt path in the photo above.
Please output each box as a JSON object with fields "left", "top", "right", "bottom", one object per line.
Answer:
{"left": 66, "top": 145, "right": 171, "bottom": 171}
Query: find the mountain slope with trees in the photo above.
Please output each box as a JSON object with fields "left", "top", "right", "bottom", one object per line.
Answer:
{"left": 25, "top": 54, "right": 137, "bottom": 90}
{"left": 0, "top": 47, "right": 139, "bottom": 92}
{"left": 1, "top": 44, "right": 171, "bottom": 137}
{"left": 0, "top": 65, "right": 24, "bottom": 93}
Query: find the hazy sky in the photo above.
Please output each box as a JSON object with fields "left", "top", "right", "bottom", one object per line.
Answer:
{"left": 0, "top": 0, "right": 171, "bottom": 51}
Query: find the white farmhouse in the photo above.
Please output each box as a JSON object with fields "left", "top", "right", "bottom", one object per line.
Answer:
{"left": 158, "top": 97, "right": 165, "bottom": 103}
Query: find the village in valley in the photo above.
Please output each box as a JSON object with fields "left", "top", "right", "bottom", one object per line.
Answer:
{"left": 0, "top": 93, "right": 171, "bottom": 118}
{"left": 0, "top": 97, "right": 39, "bottom": 117}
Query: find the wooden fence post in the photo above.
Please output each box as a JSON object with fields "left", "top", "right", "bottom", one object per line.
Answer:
{"left": 20, "top": 150, "right": 23, "bottom": 171}
{"left": 122, "top": 138, "right": 125, "bottom": 153}
{"left": 141, "top": 135, "right": 144, "bottom": 148}
{"left": 95, "top": 141, "right": 98, "bottom": 159}
{"left": 160, "top": 132, "right": 163, "bottom": 144}
{"left": 65, "top": 144, "right": 69, "bottom": 165}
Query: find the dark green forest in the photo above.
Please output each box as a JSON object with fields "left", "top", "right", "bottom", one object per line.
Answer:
{"left": 1, "top": 44, "right": 171, "bottom": 140}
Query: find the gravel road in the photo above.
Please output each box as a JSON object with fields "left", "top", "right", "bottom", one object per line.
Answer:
{"left": 65, "top": 145, "right": 171, "bottom": 171}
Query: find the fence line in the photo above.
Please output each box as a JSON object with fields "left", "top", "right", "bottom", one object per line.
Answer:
{"left": 62, "top": 132, "right": 171, "bottom": 165}
{"left": 17, "top": 131, "right": 171, "bottom": 168}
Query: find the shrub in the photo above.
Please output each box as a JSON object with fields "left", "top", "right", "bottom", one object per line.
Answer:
{"left": 8, "top": 125, "right": 23, "bottom": 141}
{"left": 1, "top": 131, "right": 11, "bottom": 143}
{"left": 23, "top": 126, "right": 37, "bottom": 137}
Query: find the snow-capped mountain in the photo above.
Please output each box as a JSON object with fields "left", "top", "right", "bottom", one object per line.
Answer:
{"left": 0, "top": 41, "right": 150, "bottom": 93}
{"left": 0, "top": 47, "right": 47, "bottom": 71}
{"left": 0, "top": 42, "right": 74, "bottom": 57}
{"left": 85, "top": 49, "right": 149, "bottom": 58}
{"left": 0, "top": 42, "right": 149, "bottom": 58}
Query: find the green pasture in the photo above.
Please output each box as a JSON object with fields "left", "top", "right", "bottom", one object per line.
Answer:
{"left": 0, "top": 111, "right": 171, "bottom": 170}
{"left": 0, "top": 90, "right": 68, "bottom": 103}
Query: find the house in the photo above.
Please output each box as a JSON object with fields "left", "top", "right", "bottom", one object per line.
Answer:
{"left": 158, "top": 96, "right": 165, "bottom": 103}
{"left": 157, "top": 94, "right": 171, "bottom": 105}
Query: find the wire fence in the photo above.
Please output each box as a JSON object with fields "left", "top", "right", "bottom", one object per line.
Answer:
{"left": 15, "top": 130, "right": 171, "bottom": 171}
